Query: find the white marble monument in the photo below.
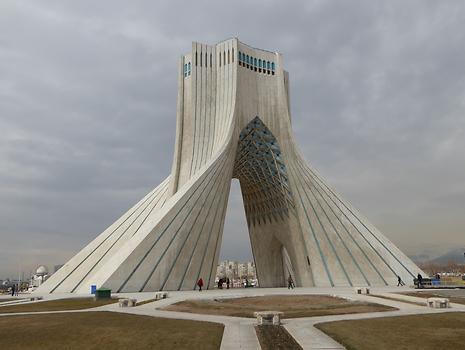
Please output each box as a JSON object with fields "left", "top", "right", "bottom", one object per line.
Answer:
{"left": 37, "top": 38, "right": 423, "bottom": 294}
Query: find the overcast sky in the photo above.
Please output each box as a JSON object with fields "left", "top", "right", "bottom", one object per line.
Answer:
{"left": 1, "top": 1, "right": 464, "bottom": 279}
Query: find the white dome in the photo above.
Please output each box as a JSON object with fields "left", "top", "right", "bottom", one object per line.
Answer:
{"left": 36, "top": 265, "right": 48, "bottom": 275}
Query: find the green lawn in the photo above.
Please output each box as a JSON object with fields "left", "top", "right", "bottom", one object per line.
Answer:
{"left": 0, "top": 298, "right": 117, "bottom": 313}
{"left": 0, "top": 311, "right": 224, "bottom": 350}
{"left": 316, "top": 312, "right": 465, "bottom": 350}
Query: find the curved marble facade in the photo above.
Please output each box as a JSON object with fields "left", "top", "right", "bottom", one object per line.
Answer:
{"left": 38, "top": 38, "right": 423, "bottom": 293}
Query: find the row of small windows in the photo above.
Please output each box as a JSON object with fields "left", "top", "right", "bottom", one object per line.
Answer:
{"left": 192, "top": 48, "right": 236, "bottom": 68}
{"left": 185, "top": 48, "right": 235, "bottom": 78}
{"left": 184, "top": 62, "right": 191, "bottom": 77}
{"left": 238, "top": 51, "right": 275, "bottom": 75}
{"left": 195, "top": 51, "right": 214, "bottom": 68}
{"left": 219, "top": 48, "right": 234, "bottom": 67}
{"left": 184, "top": 48, "right": 275, "bottom": 77}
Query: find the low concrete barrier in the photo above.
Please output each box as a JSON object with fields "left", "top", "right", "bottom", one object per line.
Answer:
{"left": 354, "top": 287, "right": 370, "bottom": 295}
{"left": 154, "top": 292, "right": 168, "bottom": 300}
{"left": 254, "top": 311, "right": 283, "bottom": 325}
{"left": 118, "top": 298, "right": 137, "bottom": 307}
{"left": 427, "top": 297, "right": 449, "bottom": 309}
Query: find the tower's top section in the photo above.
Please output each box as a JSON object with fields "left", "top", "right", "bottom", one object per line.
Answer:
{"left": 181, "top": 38, "right": 281, "bottom": 78}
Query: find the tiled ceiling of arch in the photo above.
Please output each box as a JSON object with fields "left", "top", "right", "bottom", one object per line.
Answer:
{"left": 233, "top": 116, "right": 295, "bottom": 227}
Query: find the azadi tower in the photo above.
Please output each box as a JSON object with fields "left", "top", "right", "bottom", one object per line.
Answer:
{"left": 38, "top": 38, "right": 422, "bottom": 294}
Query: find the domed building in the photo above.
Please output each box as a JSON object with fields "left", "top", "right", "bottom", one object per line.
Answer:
{"left": 36, "top": 265, "right": 48, "bottom": 276}
{"left": 28, "top": 265, "right": 50, "bottom": 291}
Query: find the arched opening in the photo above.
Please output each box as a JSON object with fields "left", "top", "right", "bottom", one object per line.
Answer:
{"left": 219, "top": 179, "right": 256, "bottom": 288}
{"left": 218, "top": 116, "right": 299, "bottom": 289}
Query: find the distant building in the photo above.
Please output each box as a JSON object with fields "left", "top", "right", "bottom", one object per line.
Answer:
{"left": 216, "top": 260, "right": 257, "bottom": 287}
{"left": 28, "top": 265, "right": 50, "bottom": 291}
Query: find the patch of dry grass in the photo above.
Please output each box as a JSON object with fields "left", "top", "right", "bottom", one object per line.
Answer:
{"left": 164, "top": 295, "right": 395, "bottom": 318}
{"left": 316, "top": 312, "right": 465, "bottom": 350}
{"left": 400, "top": 291, "right": 465, "bottom": 305}
{"left": 0, "top": 298, "right": 117, "bottom": 313}
{"left": 0, "top": 311, "right": 224, "bottom": 350}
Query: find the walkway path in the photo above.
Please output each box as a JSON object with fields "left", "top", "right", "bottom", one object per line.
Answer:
{"left": 1, "top": 287, "right": 464, "bottom": 349}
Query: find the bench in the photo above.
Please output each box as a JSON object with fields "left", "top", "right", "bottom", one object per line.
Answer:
{"left": 118, "top": 298, "right": 137, "bottom": 307}
{"left": 355, "top": 287, "right": 370, "bottom": 295}
{"left": 427, "top": 297, "right": 449, "bottom": 309}
{"left": 254, "top": 311, "right": 284, "bottom": 325}
{"left": 154, "top": 292, "right": 168, "bottom": 300}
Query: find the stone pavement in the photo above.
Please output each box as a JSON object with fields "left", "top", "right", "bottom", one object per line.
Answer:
{"left": 1, "top": 286, "right": 465, "bottom": 349}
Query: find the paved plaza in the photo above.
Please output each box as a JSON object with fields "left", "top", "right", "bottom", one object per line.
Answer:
{"left": 2, "top": 287, "right": 465, "bottom": 349}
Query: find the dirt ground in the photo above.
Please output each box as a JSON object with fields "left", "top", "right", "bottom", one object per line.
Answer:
{"left": 255, "top": 325, "right": 302, "bottom": 350}
{"left": 0, "top": 297, "right": 117, "bottom": 313}
{"left": 399, "top": 291, "right": 465, "bottom": 305}
{"left": 164, "top": 295, "right": 395, "bottom": 318}
{"left": 316, "top": 312, "right": 465, "bottom": 350}
{"left": 0, "top": 311, "right": 224, "bottom": 350}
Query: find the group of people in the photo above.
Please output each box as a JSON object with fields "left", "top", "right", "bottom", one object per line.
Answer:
{"left": 197, "top": 273, "right": 429, "bottom": 290}
{"left": 195, "top": 277, "right": 236, "bottom": 291}
{"left": 216, "top": 277, "right": 231, "bottom": 289}
{"left": 195, "top": 275, "right": 296, "bottom": 291}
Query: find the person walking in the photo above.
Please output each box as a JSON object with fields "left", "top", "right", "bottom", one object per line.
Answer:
{"left": 287, "top": 274, "right": 295, "bottom": 289}
{"left": 226, "top": 278, "right": 230, "bottom": 289}
{"left": 397, "top": 275, "right": 405, "bottom": 286}
{"left": 417, "top": 273, "right": 423, "bottom": 288}
{"left": 196, "top": 278, "right": 204, "bottom": 292}
{"left": 11, "top": 284, "right": 15, "bottom": 297}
